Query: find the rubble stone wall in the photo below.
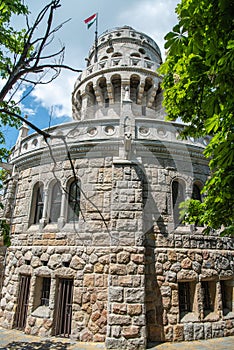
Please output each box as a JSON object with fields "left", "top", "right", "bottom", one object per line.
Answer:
{"left": 146, "top": 233, "right": 234, "bottom": 342}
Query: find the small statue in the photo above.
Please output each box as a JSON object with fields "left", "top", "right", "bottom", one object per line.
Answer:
{"left": 124, "top": 132, "right": 132, "bottom": 159}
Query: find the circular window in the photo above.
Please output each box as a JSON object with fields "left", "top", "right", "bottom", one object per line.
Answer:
{"left": 87, "top": 127, "right": 97, "bottom": 136}
{"left": 139, "top": 126, "right": 150, "bottom": 136}
{"left": 116, "top": 32, "right": 121, "bottom": 37}
{"left": 23, "top": 142, "right": 28, "bottom": 150}
{"left": 104, "top": 125, "right": 115, "bottom": 135}
{"left": 139, "top": 48, "right": 146, "bottom": 55}
{"left": 157, "top": 127, "right": 167, "bottom": 137}
{"left": 106, "top": 47, "right": 114, "bottom": 54}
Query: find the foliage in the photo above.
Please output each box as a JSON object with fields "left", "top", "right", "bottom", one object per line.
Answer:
{"left": 160, "top": 0, "right": 234, "bottom": 235}
{"left": 0, "top": 0, "right": 28, "bottom": 142}
{"left": 0, "top": 168, "right": 10, "bottom": 246}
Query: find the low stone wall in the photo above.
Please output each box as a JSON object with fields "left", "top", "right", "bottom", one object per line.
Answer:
{"left": 0, "top": 245, "right": 146, "bottom": 349}
{"left": 145, "top": 244, "right": 234, "bottom": 342}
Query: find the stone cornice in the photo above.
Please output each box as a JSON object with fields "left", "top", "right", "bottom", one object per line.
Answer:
{"left": 12, "top": 139, "right": 207, "bottom": 171}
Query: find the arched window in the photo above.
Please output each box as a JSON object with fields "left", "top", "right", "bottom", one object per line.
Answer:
{"left": 192, "top": 183, "right": 202, "bottom": 201}
{"left": 49, "top": 182, "right": 62, "bottom": 223}
{"left": 67, "top": 180, "right": 80, "bottom": 222}
{"left": 172, "top": 180, "right": 185, "bottom": 227}
{"left": 33, "top": 183, "right": 44, "bottom": 224}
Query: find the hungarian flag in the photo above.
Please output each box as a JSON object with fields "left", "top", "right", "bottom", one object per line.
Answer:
{"left": 84, "top": 13, "right": 97, "bottom": 29}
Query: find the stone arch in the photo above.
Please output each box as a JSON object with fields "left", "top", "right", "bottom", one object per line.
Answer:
{"left": 85, "top": 82, "right": 97, "bottom": 107}
{"left": 97, "top": 77, "right": 109, "bottom": 107}
{"left": 141, "top": 77, "right": 153, "bottom": 107}
{"left": 111, "top": 74, "right": 121, "bottom": 103}
{"left": 112, "top": 52, "right": 122, "bottom": 58}
{"left": 130, "top": 74, "right": 140, "bottom": 103}
{"left": 192, "top": 181, "right": 203, "bottom": 202}
{"left": 130, "top": 52, "right": 140, "bottom": 58}
{"left": 73, "top": 90, "right": 82, "bottom": 120}
{"left": 29, "top": 181, "right": 44, "bottom": 226}
{"left": 49, "top": 181, "right": 62, "bottom": 223}
{"left": 66, "top": 177, "right": 81, "bottom": 222}
{"left": 171, "top": 177, "right": 186, "bottom": 228}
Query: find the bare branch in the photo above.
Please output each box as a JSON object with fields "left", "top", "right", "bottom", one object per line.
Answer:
{"left": 0, "top": 0, "right": 81, "bottom": 104}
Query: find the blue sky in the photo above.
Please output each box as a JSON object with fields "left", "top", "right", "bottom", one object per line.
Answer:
{"left": 1, "top": 0, "right": 179, "bottom": 149}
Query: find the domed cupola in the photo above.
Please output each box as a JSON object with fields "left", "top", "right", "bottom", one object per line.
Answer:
{"left": 72, "top": 26, "right": 164, "bottom": 121}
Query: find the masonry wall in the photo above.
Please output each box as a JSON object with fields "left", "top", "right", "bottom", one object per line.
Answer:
{"left": 145, "top": 233, "right": 234, "bottom": 342}
{"left": 0, "top": 154, "right": 233, "bottom": 350}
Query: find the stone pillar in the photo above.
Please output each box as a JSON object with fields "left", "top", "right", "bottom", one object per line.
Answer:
{"left": 106, "top": 162, "right": 146, "bottom": 350}
{"left": 39, "top": 189, "right": 49, "bottom": 229}
{"left": 58, "top": 189, "right": 66, "bottom": 229}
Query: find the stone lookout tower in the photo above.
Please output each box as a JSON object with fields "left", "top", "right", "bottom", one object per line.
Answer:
{"left": 0, "top": 26, "right": 233, "bottom": 350}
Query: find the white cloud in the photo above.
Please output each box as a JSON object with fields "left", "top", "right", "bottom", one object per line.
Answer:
{"left": 118, "top": 0, "right": 178, "bottom": 59}
{"left": 31, "top": 71, "right": 77, "bottom": 118}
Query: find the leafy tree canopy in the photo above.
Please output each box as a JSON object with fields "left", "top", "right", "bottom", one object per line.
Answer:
{"left": 160, "top": 0, "right": 234, "bottom": 235}
{"left": 0, "top": 0, "right": 28, "bottom": 153}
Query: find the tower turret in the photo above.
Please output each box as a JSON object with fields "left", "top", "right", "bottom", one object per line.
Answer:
{"left": 72, "top": 26, "right": 164, "bottom": 121}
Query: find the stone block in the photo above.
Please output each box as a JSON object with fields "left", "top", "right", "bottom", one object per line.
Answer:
{"left": 109, "top": 287, "right": 123, "bottom": 302}
{"left": 194, "top": 323, "right": 204, "bottom": 340}
{"left": 83, "top": 274, "right": 94, "bottom": 287}
{"left": 112, "top": 303, "right": 127, "bottom": 315}
{"left": 132, "top": 315, "right": 145, "bottom": 326}
{"left": 94, "top": 262, "right": 104, "bottom": 273}
{"left": 212, "top": 321, "right": 225, "bottom": 338}
{"left": 111, "top": 325, "right": 121, "bottom": 338}
{"left": 164, "top": 326, "right": 173, "bottom": 342}
{"left": 117, "top": 252, "right": 130, "bottom": 264}
{"left": 118, "top": 275, "right": 133, "bottom": 287}
{"left": 166, "top": 271, "right": 177, "bottom": 283}
{"left": 173, "top": 324, "right": 184, "bottom": 341}
{"left": 109, "top": 315, "right": 131, "bottom": 325}
{"left": 70, "top": 256, "right": 85, "bottom": 270}
{"left": 110, "top": 264, "right": 127, "bottom": 275}
{"left": 204, "top": 322, "right": 212, "bottom": 339}
{"left": 122, "top": 325, "right": 140, "bottom": 339}
{"left": 181, "top": 258, "right": 192, "bottom": 269}
{"left": 131, "top": 254, "right": 144, "bottom": 264}
{"left": 125, "top": 288, "right": 144, "bottom": 303}
{"left": 48, "top": 254, "right": 62, "bottom": 269}
{"left": 127, "top": 304, "right": 142, "bottom": 316}
{"left": 80, "top": 329, "right": 93, "bottom": 342}
{"left": 184, "top": 323, "right": 194, "bottom": 341}
{"left": 161, "top": 286, "right": 171, "bottom": 297}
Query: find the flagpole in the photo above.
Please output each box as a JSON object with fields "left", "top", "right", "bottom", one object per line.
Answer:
{"left": 94, "top": 13, "right": 98, "bottom": 63}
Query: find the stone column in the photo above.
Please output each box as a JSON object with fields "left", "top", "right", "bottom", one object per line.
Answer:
{"left": 58, "top": 189, "right": 66, "bottom": 229}
{"left": 39, "top": 189, "right": 49, "bottom": 229}
{"left": 105, "top": 162, "right": 146, "bottom": 350}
